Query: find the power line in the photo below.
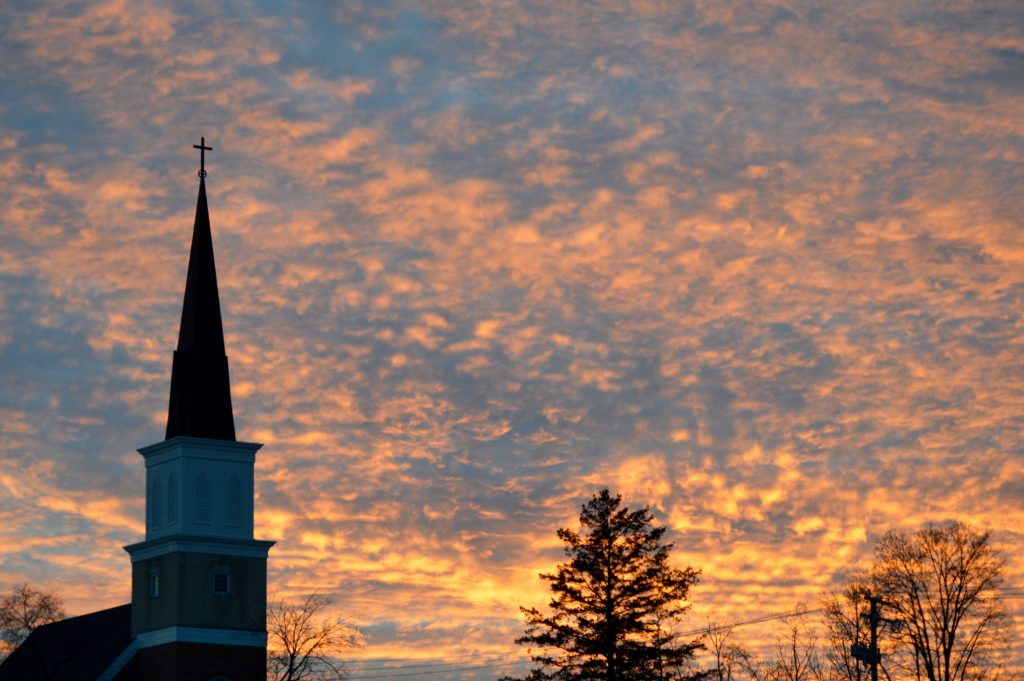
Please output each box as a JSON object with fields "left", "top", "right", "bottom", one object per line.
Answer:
{"left": 346, "top": 651, "right": 525, "bottom": 666}
{"left": 347, "top": 653, "right": 526, "bottom": 672}
{"left": 347, "top": 658, "right": 529, "bottom": 680}
{"left": 343, "top": 605, "right": 826, "bottom": 679}
{"left": 342, "top": 588, "right": 1024, "bottom": 679}
{"left": 680, "top": 605, "right": 824, "bottom": 637}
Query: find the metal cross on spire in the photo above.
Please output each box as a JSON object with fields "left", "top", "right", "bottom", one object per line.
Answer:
{"left": 193, "top": 136, "right": 213, "bottom": 178}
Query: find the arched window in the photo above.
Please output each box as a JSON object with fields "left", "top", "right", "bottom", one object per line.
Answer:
{"left": 227, "top": 473, "right": 241, "bottom": 527}
{"left": 149, "top": 477, "right": 161, "bottom": 529}
{"left": 196, "top": 471, "right": 210, "bottom": 524}
{"left": 167, "top": 473, "right": 178, "bottom": 525}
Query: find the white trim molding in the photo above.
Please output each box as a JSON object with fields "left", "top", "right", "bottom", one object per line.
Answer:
{"left": 136, "top": 625, "right": 268, "bottom": 649}
{"left": 96, "top": 638, "right": 140, "bottom": 681}
{"left": 124, "top": 534, "right": 275, "bottom": 561}
{"left": 139, "top": 436, "right": 263, "bottom": 467}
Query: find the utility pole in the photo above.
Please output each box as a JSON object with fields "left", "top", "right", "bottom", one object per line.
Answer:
{"left": 851, "top": 594, "right": 889, "bottom": 681}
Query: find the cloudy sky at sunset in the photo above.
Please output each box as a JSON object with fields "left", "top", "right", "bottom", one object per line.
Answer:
{"left": 1, "top": 0, "right": 1023, "bottom": 676}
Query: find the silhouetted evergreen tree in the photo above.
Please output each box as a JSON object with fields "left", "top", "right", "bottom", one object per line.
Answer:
{"left": 509, "top": 489, "right": 704, "bottom": 681}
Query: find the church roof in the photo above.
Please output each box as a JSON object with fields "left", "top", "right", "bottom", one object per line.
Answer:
{"left": 165, "top": 176, "right": 237, "bottom": 441}
{"left": 0, "top": 604, "right": 131, "bottom": 681}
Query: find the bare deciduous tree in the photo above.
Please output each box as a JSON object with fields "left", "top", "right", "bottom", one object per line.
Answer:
{"left": 823, "top": 581, "right": 879, "bottom": 681}
{"left": 723, "top": 613, "right": 830, "bottom": 681}
{"left": 734, "top": 642, "right": 775, "bottom": 681}
{"left": 869, "top": 522, "right": 1006, "bottom": 681}
{"left": 703, "top": 622, "right": 747, "bottom": 681}
{"left": 267, "top": 594, "right": 361, "bottom": 681}
{"left": 0, "top": 583, "right": 65, "bottom": 660}
{"left": 770, "top": 614, "right": 826, "bottom": 681}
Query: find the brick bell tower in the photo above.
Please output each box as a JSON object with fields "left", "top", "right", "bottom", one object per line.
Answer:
{"left": 121, "top": 140, "right": 274, "bottom": 681}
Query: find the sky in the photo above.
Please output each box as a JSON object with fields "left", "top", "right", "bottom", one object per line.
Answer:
{"left": 1, "top": 0, "right": 1023, "bottom": 677}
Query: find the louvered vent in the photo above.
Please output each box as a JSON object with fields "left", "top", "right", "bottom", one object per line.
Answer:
{"left": 167, "top": 473, "right": 178, "bottom": 525}
{"left": 196, "top": 471, "right": 210, "bottom": 524}
{"left": 227, "top": 473, "right": 241, "bottom": 526}
{"left": 149, "top": 477, "right": 162, "bottom": 529}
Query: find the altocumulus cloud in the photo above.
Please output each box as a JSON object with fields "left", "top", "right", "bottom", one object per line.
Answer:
{"left": 0, "top": 0, "right": 1023, "bottom": 668}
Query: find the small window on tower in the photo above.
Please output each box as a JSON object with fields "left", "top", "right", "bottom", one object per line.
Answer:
{"left": 149, "top": 572, "right": 160, "bottom": 597}
{"left": 213, "top": 570, "right": 231, "bottom": 595}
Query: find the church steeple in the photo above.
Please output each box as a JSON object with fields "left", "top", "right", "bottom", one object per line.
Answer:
{"left": 121, "top": 140, "right": 273, "bottom": 681}
{"left": 165, "top": 161, "right": 236, "bottom": 440}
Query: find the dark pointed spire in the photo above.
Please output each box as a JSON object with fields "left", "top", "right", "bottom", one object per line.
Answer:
{"left": 165, "top": 173, "right": 236, "bottom": 441}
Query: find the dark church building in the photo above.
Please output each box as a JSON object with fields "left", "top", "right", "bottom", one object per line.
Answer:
{"left": 0, "top": 145, "right": 274, "bottom": 680}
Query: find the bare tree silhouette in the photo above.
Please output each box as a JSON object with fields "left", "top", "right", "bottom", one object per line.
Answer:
{"left": 0, "top": 583, "right": 65, "bottom": 661}
{"left": 267, "top": 594, "right": 361, "bottom": 681}
{"left": 869, "top": 523, "right": 1006, "bottom": 681}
